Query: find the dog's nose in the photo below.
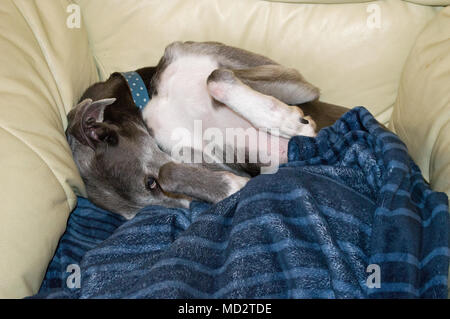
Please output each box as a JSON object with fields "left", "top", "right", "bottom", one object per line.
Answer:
{"left": 300, "top": 118, "right": 309, "bottom": 125}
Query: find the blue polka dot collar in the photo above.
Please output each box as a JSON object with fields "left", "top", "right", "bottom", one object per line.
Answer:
{"left": 120, "top": 71, "right": 151, "bottom": 110}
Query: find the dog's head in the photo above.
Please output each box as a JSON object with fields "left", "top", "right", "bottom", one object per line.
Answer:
{"left": 66, "top": 70, "right": 189, "bottom": 219}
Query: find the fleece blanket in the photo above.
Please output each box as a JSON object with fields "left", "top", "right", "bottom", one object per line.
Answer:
{"left": 36, "top": 107, "right": 449, "bottom": 299}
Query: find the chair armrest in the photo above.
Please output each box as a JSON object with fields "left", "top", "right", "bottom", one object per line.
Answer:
{"left": 0, "top": 0, "right": 97, "bottom": 298}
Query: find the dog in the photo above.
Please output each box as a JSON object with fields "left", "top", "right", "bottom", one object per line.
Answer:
{"left": 67, "top": 41, "right": 349, "bottom": 219}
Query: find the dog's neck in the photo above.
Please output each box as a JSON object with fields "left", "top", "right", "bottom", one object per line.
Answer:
{"left": 112, "top": 66, "right": 156, "bottom": 106}
{"left": 133, "top": 67, "right": 157, "bottom": 97}
{"left": 119, "top": 71, "right": 151, "bottom": 110}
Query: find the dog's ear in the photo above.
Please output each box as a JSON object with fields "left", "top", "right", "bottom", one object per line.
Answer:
{"left": 81, "top": 98, "right": 116, "bottom": 124}
{"left": 69, "top": 98, "right": 118, "bottom": 149}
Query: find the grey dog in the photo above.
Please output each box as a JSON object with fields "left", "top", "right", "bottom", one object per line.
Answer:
{"left": 67, "top": 41, "right": 348, "bottom": 219}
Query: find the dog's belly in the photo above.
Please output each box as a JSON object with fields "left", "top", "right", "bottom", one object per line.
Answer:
{"left": 142, "top": 55, "right": 290, "bottom": 165}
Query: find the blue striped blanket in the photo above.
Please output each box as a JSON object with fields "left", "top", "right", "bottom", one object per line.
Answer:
{"left": 36, "top": 107, "right": 449, "bottom": 298}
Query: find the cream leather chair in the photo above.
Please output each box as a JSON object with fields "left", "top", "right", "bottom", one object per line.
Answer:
{"left": 0, "top": 0, "right": 448, "bottom": 298}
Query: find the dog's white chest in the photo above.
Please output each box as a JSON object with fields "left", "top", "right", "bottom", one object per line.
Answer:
{"left": 142, "top": 55, "right": 252, "bottom": 155}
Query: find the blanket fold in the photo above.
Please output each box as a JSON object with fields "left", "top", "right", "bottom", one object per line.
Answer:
{"left": 36, "top": 107, "right": 449, "bottom": 299}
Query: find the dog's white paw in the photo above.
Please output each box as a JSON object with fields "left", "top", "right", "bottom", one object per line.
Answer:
{"left": 277, "top": 106, "right": 317, "bottom": 138}
{"left": 224, "top": 173, "right": 250, "bottom": 197}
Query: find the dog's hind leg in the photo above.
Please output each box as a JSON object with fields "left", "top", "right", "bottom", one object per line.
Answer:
{"left": 207, "top": 67, "right": 318, "bottom": 138}
{"left": 233, "top": 65, "right": 319, "bottom": 105}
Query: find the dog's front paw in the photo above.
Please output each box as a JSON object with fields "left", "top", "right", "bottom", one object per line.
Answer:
{"left": 278, "top": 107, "right": 317, "bottom": 138}
{"left": 223, "top": 173, "right": 250, "bottom": 198}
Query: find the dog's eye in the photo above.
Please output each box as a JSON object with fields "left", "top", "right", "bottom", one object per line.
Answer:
{"left": 145, "top": 176, "right": 158, "bottom": 191}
